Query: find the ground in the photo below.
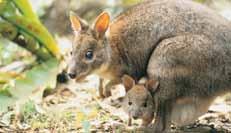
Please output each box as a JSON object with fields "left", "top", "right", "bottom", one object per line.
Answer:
{"left": 0, "top": 75, "right": 231, "bottom": 133}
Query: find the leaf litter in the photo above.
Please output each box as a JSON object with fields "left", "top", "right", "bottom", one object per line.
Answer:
{"left": 0, "top": 75, "right": 231, "bottom": 132}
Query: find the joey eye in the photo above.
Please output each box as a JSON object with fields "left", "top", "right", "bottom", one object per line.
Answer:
{"left": 143, "top": 102, "right": 147, "bottom": 107}
{"left": 70, "top": 51, "right": 73, "bottom": 55}
{"left": 85, "top": 50, "right": 93, "bottom": 60}
{"left": 128, "top": 101, "right": 132, "bottom": 105}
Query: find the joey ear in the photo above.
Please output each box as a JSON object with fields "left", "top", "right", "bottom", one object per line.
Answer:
{"left": 145, "top": 79, "right": 159, "bottom": 94}
{"left": 122, "top": 75, "right": 135, "bottom": 92}
{"left": 93, "top": 12, "right": 110, "bottom": 39}
{"left": 69, "top": 12, "right": 88, "bottom": 35}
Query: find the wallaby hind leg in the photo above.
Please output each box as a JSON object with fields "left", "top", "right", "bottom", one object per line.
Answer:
{"left": 153, "top": 100, "right": 173, "bottom": 132}
{"left": 171, "top": 97, "right": 214, "bottom": 127}
{"left": 147, "top": 34, "right": 231, "bottom": 129}
{"left": 147, "top": 34, "right": 231, "bottom": 99}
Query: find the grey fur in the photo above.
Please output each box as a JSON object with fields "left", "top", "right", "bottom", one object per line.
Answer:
{"left": 68, "top": 0, "right": 231, "bottom": 131}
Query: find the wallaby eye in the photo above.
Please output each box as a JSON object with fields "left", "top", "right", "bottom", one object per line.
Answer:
{"left": 128, "top": 101, "right": 132, "bottom": 105}
{"left": 70, "top": 51, "right": 73, "bottom": 55}
{"left": 85, "top": 50, "right": 93, "bottom": 60}
{"left": 143, "top": 102, "right": 147, "bottom": 108}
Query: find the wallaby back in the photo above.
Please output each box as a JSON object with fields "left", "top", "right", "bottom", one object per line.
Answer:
{"left": 108, "top": 0, "right": 231, "bottom": 79}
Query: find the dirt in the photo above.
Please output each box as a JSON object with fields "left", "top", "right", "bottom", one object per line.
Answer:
{"left": 0, "top": 75, "right": 231, "bottom": 133}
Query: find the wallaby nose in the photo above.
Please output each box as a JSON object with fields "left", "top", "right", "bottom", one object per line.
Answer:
{"left": 68, "top": 73, "right": 76, "bottom": 79}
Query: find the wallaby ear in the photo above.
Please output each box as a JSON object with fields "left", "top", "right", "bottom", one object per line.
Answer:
{"left": 122, "top": 75, "right": 135, "bottom": 92}
{"left": 70, "top": 12, "right": 82, "bottom": 35}
{"left": 145, "top": 79, "right": 159, "bottom": 94}
{"left": 69, "top": 12, "right": 89, "bottom": 35}
{"left": 93, "top": 12, "right": 110, "bottom": 39}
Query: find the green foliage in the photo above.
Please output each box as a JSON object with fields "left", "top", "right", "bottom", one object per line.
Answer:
{"left": 0, "top": 0, "right": 60, "bottom": 113}
{"left": 0, "top": 38, "right": 32, "bottom": 67}
{"left": 12, "top": 0, "right": 38, "bottom": 20}
{"left": 0, "top": 58, "right": 59, "bottom": 112}
{"left": 0, "top": 22, "right": 17, "bottom": 40}
{"left": 0, "top": 0, "right": 60, "bottom": 59}
{"left": 122, "top": 0, "right": 143, "bottom": 6}
{"left": 20, "top": 100, "right": 37, "bottom": 120}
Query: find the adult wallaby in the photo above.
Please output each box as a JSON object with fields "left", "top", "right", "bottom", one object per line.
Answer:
{"left": 68, "top": 0, "right": 231, "bottom": 131}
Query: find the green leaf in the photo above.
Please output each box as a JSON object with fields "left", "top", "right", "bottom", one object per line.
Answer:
{"left": 0, "top": 58, "right": 59, "bottom": 113}
{"left": 0, "top": 0, "right": 17, "bottom": 18}
{"left": 11, "top": 58, "right": 59, "bottom": 99}
{"left": 0, "top": 0, "right": 60, "bottom": 58}
{"left": 0, "top": 0, "right": 8, "bottom": 14}
{"left": 0, "top": 72, "right": 21, "bottom": 84}
{"left": 2, "top": 15, "right": 60, "bottom": 57}
{"left": 122, "top": 0, "right": 142, "bottom": 6}
{"left": 0, "top": 21, "right": 18, "bottom": 40}
{"left": 12, "top": 0, "right": 38, "bottom": 21}
{"left": 0, "top": 94, "right": 16, "bottom": 112}
{"left": 19, "top": 31, "right": 52, "bottom": 60}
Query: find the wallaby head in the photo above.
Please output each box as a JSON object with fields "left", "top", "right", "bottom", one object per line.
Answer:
{"left": 121, "top": 75, "right": 159, "bottom": 124}
{"left": 67, "top": 12, "right": 111, "bottom": 80}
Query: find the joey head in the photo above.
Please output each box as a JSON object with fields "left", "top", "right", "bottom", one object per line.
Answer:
{"left": 121, "top": 75, "right": 159, "bottom": 127}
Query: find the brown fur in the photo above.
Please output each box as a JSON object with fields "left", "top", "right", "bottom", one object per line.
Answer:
{"left": 121, "top": 75, "right": 158, "bottom": 127}
{"left": 121, "top": 75, "right": 216, "bottom": 130}
{"left": 147, "top": 34, "right": 231, "bottom": 131}
{"left": 68, "top": 0, "right": 231, "bottom": 131}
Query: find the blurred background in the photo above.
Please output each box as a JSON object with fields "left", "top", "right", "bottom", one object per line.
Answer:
{"left": 0, "top": 0, "right": 231, "bottom": 132}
